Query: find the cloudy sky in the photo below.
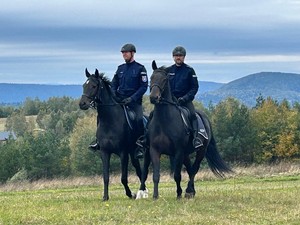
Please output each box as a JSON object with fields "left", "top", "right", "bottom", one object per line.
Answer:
{"left": 1, "top": 0, "right": 300, "bottom": 85}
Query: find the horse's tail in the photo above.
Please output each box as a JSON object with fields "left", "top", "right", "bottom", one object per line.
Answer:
{"left": 205, "top": 134, "right": 233, "bottom": 178}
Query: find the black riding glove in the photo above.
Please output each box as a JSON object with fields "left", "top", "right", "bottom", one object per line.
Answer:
{"left": 178, "top": 96, "right": 188, "bottom": 105}
{"left": 122, "top": 97, "right": 132, "bottom": 105}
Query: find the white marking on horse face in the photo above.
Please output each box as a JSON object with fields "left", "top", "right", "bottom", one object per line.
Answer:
{"left": 85, "top": 80, "right": 90, "bottom": 84}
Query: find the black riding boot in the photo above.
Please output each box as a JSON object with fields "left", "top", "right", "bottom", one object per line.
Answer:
{"left": 135, "top": 112, "right": 153, "bottom": 159}
{"left": 192, "top": 119, "right": 203, "bottom": 150}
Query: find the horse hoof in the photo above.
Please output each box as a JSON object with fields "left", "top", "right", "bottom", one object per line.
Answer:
{"left": 184, "top": 192, "right": 195, "bottom": 199}
{"left": 102, "top": 197, "right": 109, "bottom": 201}
{"left": 136, "top": 189, "right": 149, "bottom": 199}
{"left": 131, "top": 193, "right": 137, "bottom": 199}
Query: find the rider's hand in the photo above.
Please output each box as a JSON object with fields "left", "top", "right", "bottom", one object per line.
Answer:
{"left": 178, "top": 96, "right": 187, "bottom": 105}
{"left": 122, "top": 97, "right": 132, "bottom": 105}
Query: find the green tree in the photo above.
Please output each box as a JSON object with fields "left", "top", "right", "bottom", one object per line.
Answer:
{"left": 211, "top": 97, "right": 256, "bottom": 163}
{"left": 0, "top": 139, "right": 23, "bottom": 183}
{"left": 5, "top": 110, "right": 28, "bottom": 137}
{"left": 69, "top": 113, "right": 102, "bottom": 175}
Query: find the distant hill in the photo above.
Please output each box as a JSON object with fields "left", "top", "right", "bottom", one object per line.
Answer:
{"left": 0, "top": 81, "right": 223, "bottom": 105}
{"left": 2, "top": 72, "right": 300, "bottom": 107}
{"left": 198, "top": 72, "right": 300, "bottom": 107}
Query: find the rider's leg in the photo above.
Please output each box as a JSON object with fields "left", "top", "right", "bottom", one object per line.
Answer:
{"left": 186, "top": 101, "right": 203, "bottom": 150}
{"left": 89, "top": 115, "right": 100, "bottom": 151}
{"left": 191, "top": 117, "right": 203, "bottom": 149}
{"left": 136, "top": 111, "right": 153, "bottom": 150}
{"left": 133, "top": 104, "right": 146, "bottom": 159}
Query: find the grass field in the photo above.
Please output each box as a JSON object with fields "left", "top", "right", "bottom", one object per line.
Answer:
{"left": 0, "top": 118, "right": 6, "bottom": 131}
{"left": 1, "top": 164, "right": 300, "bottom": 225}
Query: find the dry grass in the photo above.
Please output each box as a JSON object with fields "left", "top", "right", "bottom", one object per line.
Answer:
{"left": 1, "top": 162, "right": 299, "bottom": 192}
{"left": 0, "top": 118, "right": 6, "bottom": 131}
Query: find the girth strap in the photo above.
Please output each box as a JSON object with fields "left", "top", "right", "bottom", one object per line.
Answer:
{"left": 123, "top": 105, "right": 134, "bottom": 130}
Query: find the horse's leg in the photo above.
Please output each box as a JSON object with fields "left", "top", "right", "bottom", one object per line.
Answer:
{"left": 136, "top": 149, "right": 151, "bottom": 199}
{"left": 185, "top": 150, "right": 206, "bottom": 198}
{"left": 120, "top": 152, "right": 134, "bottom": 199}
{"left": 183, "top": 154, "right": 196, "bottom": 198}
{"left": 130, "top": 150, "right": 142, "bottom": 182}
{"left": 100, "top": 151, "right": 111, "bottom": 201}
{"left": 173, "top": 155, "right": 183, "bottom": 199}
{"left": 150, "top": 148, "right": 161, "bottom": 200}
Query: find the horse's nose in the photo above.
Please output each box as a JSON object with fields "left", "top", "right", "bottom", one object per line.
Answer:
{"left": 150, "top": 95, "right": 160, "bottom": 104}
{"left": 79, "top": 100, "right": 88, "bottom": 110}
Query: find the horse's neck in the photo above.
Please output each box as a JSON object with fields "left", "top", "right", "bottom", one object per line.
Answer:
{"left": 98, "top": 88, "right": 123, "bottom": 121}
{"left": 163, "top": 83, "right": 175, "bottom": 102}
{"left": 154, "top": 86, "right": 178, "bottom": 121}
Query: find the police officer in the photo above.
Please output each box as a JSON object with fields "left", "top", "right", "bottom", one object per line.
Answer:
{"left": 168, "top": 46, "right": 202, "bottom": 148}
{"left": 112, "top": 43, "right": 148, "bottom": 156}
{"left": 89, "top": 43, "right": 148, "bottom": 154}
{"left": 136, "top": 46, "right": 202, "bottom": 154}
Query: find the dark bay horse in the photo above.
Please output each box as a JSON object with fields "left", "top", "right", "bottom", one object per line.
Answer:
{"left": 138, "top": 61, "right": 232, "bottom": 200}
{"left": 79, "top": 69, "right": 143, "bottom": 201}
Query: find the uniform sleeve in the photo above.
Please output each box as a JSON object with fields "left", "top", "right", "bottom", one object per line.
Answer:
{"left": 185, "top": 68, "right": 199, "bottom": 101}
{"left": 131, "top": 66, "right": 148, "bottom": 102}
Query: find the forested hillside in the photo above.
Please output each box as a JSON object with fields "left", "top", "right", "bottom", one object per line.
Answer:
{"left": 1, "top": 95, "right": 300, "bottom": 184}
{"left": 199, "top": 72, "right": 300, "bottom": 106}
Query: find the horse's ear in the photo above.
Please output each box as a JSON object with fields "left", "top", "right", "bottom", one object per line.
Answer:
{"left": 95, "top": 69, "right": 100, "bottom": 78}
{"left": 152, "top": 60, "right": 158, "bottom": 70}
{"left": 85, "top": 68, "right": 90, "bottom": 77}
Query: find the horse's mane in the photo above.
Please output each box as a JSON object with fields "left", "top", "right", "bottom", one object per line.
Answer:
{"left": 154, "top": 66, "right": 168, "bottom": 75}
{"left": 98, "top": 73, "right": 111, "bottom": 86}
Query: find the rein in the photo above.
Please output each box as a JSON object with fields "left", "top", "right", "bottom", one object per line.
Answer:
{"left": 150, "top": 81, "right": 178, "bottom": 106}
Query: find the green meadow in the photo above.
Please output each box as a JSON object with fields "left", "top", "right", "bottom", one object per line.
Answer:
{"left": 1, "top": 165, "right": 300, "bottom": 225}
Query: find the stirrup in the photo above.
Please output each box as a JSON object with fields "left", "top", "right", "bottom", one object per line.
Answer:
{"left": 89, "top": 141, "right": 99, "bottom": 151}
{"left": 136, "top": 136, "right": 146, "bottom": 148}
{"left": 193, "top": 137, "right": 203, "bottom": 149}
{"left": 135, "top": 147, "right": 145, "bottom": 159}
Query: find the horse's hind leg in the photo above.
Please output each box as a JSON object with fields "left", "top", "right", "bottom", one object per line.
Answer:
{"left": 136, "top": 149, "right": 151, "bottom": 199}
{"left": 130, "top": 151, "right": 142, "bottom": 182}
{"left": 173, "top": 156, "right": 183, "bottom": 199}
{"left": 185, "top": 150, "right": 205, "bottom": 198}
{"left": 121, "top": 153, "right": 134, "bottom": 199}
{"left": 183, "top": 155, "right": 195, "bottom": 198}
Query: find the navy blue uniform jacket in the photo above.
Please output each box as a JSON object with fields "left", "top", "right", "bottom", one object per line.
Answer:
{"left": 167, "top": 63, "right": 199, "bottom": 101}
{"left": 111, "top": 61, "right": 148, "bottom": 104}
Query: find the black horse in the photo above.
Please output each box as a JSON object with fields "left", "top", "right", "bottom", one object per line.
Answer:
{"left": 79, "top": 68, "right": 143, "bottom": 201}
{"left": 138, "top": 61, "right": 232, "bottom": 200}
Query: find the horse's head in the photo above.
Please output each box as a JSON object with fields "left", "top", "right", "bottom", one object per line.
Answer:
{"left": 79, "top": 68, "right": 103, "bottom": 110}
{"left": 149, "top": 61, "right": 169, "bottom": 104}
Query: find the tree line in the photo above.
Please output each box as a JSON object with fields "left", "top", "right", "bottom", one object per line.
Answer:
{"left": 0, "top": 95, "right": 299, "bottom": 183}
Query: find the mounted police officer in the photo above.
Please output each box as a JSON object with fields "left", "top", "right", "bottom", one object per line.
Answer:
{"left": 89, "top": 43, "right": 148, "bottom": 155}
{"left": 136, "top": 46, "right": 202, "bottom": 157}
{"left": 167, "top": 46, "right": 202, "bottom": 148}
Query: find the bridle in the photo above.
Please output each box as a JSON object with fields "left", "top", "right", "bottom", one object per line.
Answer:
{"left": 83, "top": 76, "right": 118, "bottom": 109}
{"left": 150, "top": 71, "right": 177, "bottom": 106}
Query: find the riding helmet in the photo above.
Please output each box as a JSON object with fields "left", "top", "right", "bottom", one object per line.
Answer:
{"left": 121, "top": 43, "right": 136, "bottom": 52}
{"left": 172, "top": 46, "right": 186, "bottom": 56}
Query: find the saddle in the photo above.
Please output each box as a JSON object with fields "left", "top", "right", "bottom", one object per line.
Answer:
{"left": 178, "top": 106, "right": 208, "bottom": 139}
{"left": 123, "top": 106, "right": 148, "bottom": 130}
{"left": 123, "top": 106, "right": 135, "bottom": 130}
